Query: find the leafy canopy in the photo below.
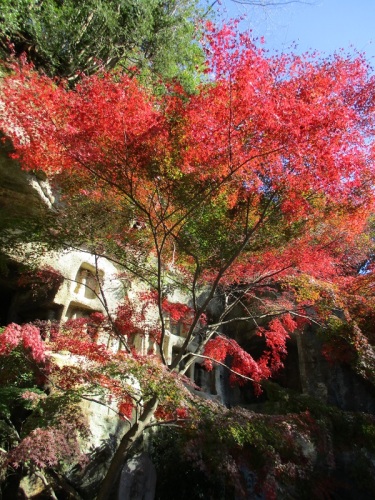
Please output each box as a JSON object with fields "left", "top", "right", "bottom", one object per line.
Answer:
{"left": 0, "top": 0, "right": 206, "bottom": 90}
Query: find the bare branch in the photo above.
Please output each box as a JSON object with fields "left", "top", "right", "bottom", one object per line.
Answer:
{"left": 188, "top": 353, "right": 254, "bottom": 383}
{"left": 230, "top": 0, "right": 312, "bottom": 5}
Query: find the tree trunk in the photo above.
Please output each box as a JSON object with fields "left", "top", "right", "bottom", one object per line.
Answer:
{"left": 96, "top": 395, "right": 158, "bottom": 500}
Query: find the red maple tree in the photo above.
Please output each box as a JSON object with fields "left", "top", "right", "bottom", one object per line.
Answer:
{"left": 1, "top": 23, "right": 375, "bottom": 498}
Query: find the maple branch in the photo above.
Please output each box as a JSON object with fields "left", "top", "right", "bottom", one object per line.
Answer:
{"left": 188, "top": 353, "right": 254, "bottom": 383}
{"left": 94, "top": 254, "right": 131, "bottom": 353}
{"left": 182, "top": 284, "right": 270, "bottom": 372}
{"left": 181, "top": 262, "right": 304, "bottom": 373}
{"left": 171, "top": 190, "right": 278, "bottom": 371}
{"left": 146, "top": 419, "right": 188, "bottom": 429}
{"left": 34, "top": 472, "right": 58, "bottom": 500}
{"left": 31, "top": 355, "right": 138, "bottom": 427}
{"left": 149, "top": 223, "right": 168, "bottom": 366}
{"left": 207, "top": 307, "right": 320, "bottom": 328}
{"left": 79, "top": 395, "right": 132, "bottom": 425}
{"left": 231, "top": 0, "right": 312, "bottom": 5}
{"left": 163, "top": 145, "right": 286, "bottom": 234}
{"left": 190, "top": 253, "right": 201, "bottom": 313}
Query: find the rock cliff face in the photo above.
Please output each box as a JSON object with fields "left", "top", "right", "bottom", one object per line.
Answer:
{"left": 202, "top": 290, "right": 375, "bottom": 414}
{"left": 297, "top": 326, "right": 375, "bottom": 413}
{"left": 0, "top": 137, "right": 55, "bottom": 217}
{"left": 0, "top": 141, "right": 124, "bottom": 329}
{"left": 0, "top": 139, "right": 54, "bottom": 325}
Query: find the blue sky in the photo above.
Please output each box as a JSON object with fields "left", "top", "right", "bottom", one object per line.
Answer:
{"left": 208, "top": 1, "right": 375, "bottom": 66}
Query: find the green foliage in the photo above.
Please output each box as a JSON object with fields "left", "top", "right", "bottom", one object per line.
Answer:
{"left": 0, "top": 386, "right": 31, "bottom": 420}
{"left": 156, "top": 386, "right": 375, "bottom": 498}
{"left": 177, "top": 197, "right": 233, "bottom": 265}
{"left": 0, "top": 0, "right": 206, "bottom": 90}
{"left": 21, "top": 390, "right": 86, "bottom": 438}
{"left": 102, "top": 355, "right": 189, "bottom": 412}
{"left": 0, "top": 346, "right": 39, "bottom": 387}
{"left": 317, "top": 316, "right": 375, "bottom": 387}
{"left": 262, "top": 381, "right": 375, "bottom": 452}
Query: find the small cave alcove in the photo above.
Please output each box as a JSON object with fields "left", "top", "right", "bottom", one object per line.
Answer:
{"left": 0, "top": 258, "right": 63, "bottom": 325}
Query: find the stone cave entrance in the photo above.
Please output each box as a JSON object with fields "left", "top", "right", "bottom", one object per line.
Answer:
{"left": 0, "top": 257, "right": 63, "bottom": 325}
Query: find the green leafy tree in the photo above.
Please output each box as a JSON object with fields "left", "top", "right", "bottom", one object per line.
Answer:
{"left": 0, "top": 0, "right": 206, "bottom": 90}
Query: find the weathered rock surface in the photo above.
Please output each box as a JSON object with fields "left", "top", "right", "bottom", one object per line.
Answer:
{"left": 298, "top": 327, "right": 375, "bottom": 412}
{"left": 117, "top": 453, "right": 156, "bottom": 500}
{"left": 0, "top": 138, "right": 54, "bottom": 217}
{"left": 18, "top": 474, "right": 46, "bottom": 499}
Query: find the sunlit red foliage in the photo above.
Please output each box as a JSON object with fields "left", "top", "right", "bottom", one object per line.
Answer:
{"left": 0, "top": 323, "right": 45, "bottom": 363}
{"left": 114, "top": 294, "right": 162, "bottom": 343}
{"left": 162, "top": 299, "right": 192, "bottom": 322}
{"left": 203, "top": 314, "right": 298, "bottom": 393}
{"left": 257, "top": 317, "right": 294, "bottom": 373}
{"left": 118, "top": 399, "right": 133, "bottom": 420}
{"left": 0, "top": 315, "right": 194, "bottom": 443}
{"left": 2, "top": 27, "right": 374, "bottom": 233}
{"left": 17, "top": 266, "right": 64, "bottom": 299}
{"left": 114, "top": 299, "right": 142, "bottom": 338}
